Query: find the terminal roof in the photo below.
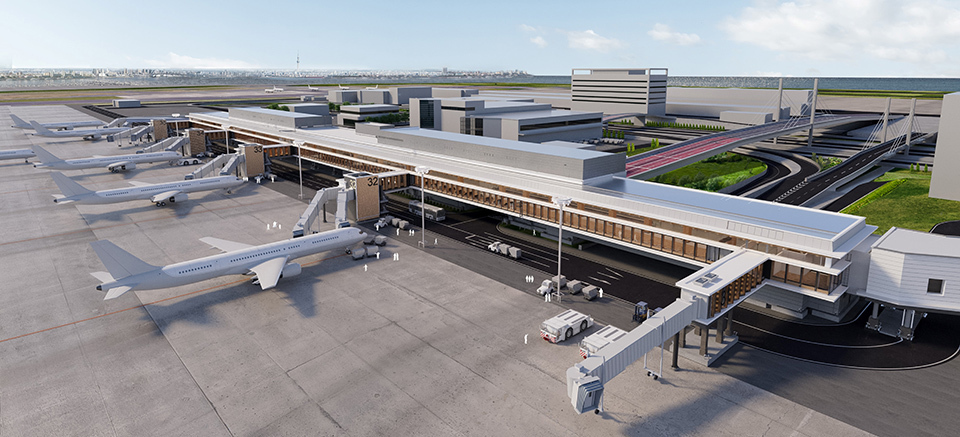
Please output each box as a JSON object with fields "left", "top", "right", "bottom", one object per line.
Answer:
{"left": 873, "top": 227, "right": 960, "bottom": 258}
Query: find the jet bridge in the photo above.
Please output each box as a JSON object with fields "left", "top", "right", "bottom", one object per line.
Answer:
{"left": 140, "top": 137, "right": 187, "bottom": 154}
{"left": 291, "top": 170, "right": 404, "bottom": 237}
{"left": 185, "top": 152, "right": 244, "bottom": 180}
{"left": 107, "top": 125, "right": 153, "bottom": 144}
{"left": 565, "top": 250, "right": 768, "bottom": 414}
{"left": 292, "top": 183, "right": 352, "bottom": 237}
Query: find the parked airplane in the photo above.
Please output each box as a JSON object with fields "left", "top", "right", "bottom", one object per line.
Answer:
{"left": 306, "top": 84, "right": 322, "bottom": 91}
{"left": 0, "top": 148, "right": 35, "bottom": 163}
{"left": 264, "top": 86, "right": 284, "bottom": 93}
{"left": 10, "top": 114, "right": 104, "bottom": 131}
{"left": 89, "top": 226, "right": 367, "bottom": 299}
{"left": 338, "top": 84, "right": 349, "bottom": 90}
{"left": 31, "top": 145, "right": 181, "bottom": 172}
{"left": 49, "top": 172, "right": 243, "bottom": 206}
{"left": 29, "top": 120, "right": 130, "bottom": 141}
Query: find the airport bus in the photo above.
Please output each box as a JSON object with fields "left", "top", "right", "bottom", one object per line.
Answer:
{"left": 408, "top": 200, "right": 446, "bottom": 222}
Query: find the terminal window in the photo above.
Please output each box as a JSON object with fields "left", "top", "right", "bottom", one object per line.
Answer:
{"left": 420, "top": 100, "right": 435, "bottom": 129}
{"left": 927, "top": 278, "right": 945, "bottom": 294}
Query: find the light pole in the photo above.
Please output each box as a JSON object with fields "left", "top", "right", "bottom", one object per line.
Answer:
{"left": 293, "top": 141, "right": 305, "bottom": 200}
{"left": 172, "top": 113, "right": 181, "bottom": 137}
{"left": 415, "top": 166, "right": 431, "bottom": 248}
{"left": 552, "top": 196, "right": 572, "bottom": 303}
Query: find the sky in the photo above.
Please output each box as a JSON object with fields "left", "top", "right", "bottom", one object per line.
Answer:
{"left": 4, "top": 0, "right": 960, "bottom": 77}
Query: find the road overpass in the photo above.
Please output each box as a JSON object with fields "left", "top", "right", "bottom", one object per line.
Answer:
{"left": 626, "top": 114, "right": 880, "bottom": 179}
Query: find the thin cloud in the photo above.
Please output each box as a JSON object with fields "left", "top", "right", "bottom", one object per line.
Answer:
{"left": 648, "top": 23, "right": 701, "bottom": 46}
{"left": 721, "top": 0, "right": 960, "bottom": 64}
{"left": 519, "top": 24, "right": 537, "bottom": 32}
{"left": 530, "top": 36, "right": 548, "bottom": 48}
{"left": 565, "top": 30, "right": 624, "bottom": 53}
{"left": 145, "top": 52, "right": 257, "bottom": 69}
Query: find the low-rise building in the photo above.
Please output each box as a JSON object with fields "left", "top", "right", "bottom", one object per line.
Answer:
{"left": 337, "top": 104, "right": 401, "bottom": 127}
{"left": 410, "top": 98, "right": 601, "bottom": 143}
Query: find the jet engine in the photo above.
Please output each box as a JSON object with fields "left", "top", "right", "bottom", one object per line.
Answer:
{"left": 168, "top": 193, "right": 188, "bottom": 203}
{"left": 280, "top": 262, "right": 302, "bottom": 279}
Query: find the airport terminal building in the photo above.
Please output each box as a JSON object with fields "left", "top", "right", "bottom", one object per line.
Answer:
{"left": 189, "top": 108, "right": 877, "bottom": 323}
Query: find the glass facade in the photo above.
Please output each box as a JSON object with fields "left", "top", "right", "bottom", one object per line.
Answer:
{"left": 766, "top": 261, "right": 842, "bottom": 294}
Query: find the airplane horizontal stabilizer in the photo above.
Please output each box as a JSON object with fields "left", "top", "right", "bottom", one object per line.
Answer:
{"left": 104, "top": 286, "right": 133, "bottom": 300}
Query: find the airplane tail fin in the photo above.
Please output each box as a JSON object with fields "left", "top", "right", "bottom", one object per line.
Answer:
{"left": 29, "top": 121, "right": 54, "bottom": 135}
{"left": 89, "top": 240, "right": 158, "bottom": 281}
{"left": 50, "top": 172, "right": 93, "bottom": 198}
{"left": 30, "top": 145, "right": 63, "bottom": 164}
{"left": 9, "top": 114, "right": 29, "bottom": 128}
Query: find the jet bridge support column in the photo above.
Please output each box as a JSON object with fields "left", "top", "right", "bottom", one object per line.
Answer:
{"left": 699, "top": 324, "right": 708, "bottom": 356}
{"left": 867, "top": 301, "right": 881, "bottom": 330}
{"left": 715, "top": 318, "right": 724, "bottom": 343}
{"left": 724, "top": 310, "right": 734, "bottom": 337}
{"left": 671, "top": 332, "right": 680, "bottom": 370}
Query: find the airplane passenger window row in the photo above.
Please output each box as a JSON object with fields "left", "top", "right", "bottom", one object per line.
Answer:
{"left": 179, "top": 264, "right": 212, "bottom": 274}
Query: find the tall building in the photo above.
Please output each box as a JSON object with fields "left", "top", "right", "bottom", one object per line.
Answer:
{"left": 570, "top": 68, "right": 667, "bottom": 116}
{"left": 930, "top": 92, "right": 960, "bottom": 201}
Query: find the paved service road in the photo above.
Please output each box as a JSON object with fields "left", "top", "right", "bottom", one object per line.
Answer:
{"left": 731, "top": 305, "right": 960, "bottom": 369}
{"left": 382, "top": 198, "right": 687, "bottom": 310}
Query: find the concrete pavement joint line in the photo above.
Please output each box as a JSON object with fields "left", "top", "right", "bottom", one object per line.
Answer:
{"left": 69, "top": 312, "right": 121, "bottom": 437}
{"left": 341, "top": 322, "right": 464, "bottom": 435}
{"left": 351, "top": 272, "right": 581, "bottom": 436}
{"left": 734, "top": 320, "right": 902, "bottom": 349}
{"left": 137, "top": 294, "right": 232, "bottom": 435}
{"left": 740, "top": 342, "right": 960, "bottom": 371}
{"left": 0, "top": 197, "right": 280, "bottom": 247}
{"left": 0, "top": 254, "right": 348, "bottom": 344}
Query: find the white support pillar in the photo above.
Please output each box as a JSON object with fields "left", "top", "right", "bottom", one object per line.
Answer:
{"left": 807, "top": 78, "right": 819, "bottom": 148}
{"left": 905, "top": 98, "right": 917, "bottom": 155}
{"left": 552, "top": 196, "right": 572, "bottom": 304}
{"left": 881, "top": 97, "right": 891, "bottom": 143}
{"left": 774, "top": 78, "right": 783, "bottom": 145}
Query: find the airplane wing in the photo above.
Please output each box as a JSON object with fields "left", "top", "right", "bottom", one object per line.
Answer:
{"left": 149, "top": 190, "right": 182, "bottom": 203}
{"left": 129, "top": 181, "right": 152, "bottom": 187}
{"left": 200, "top": 236, "right": 254, "bottom": 253}
{"left": 249, "top": 256, "right": 288, "bottom": 290}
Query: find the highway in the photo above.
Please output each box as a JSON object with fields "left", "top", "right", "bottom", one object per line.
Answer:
{"left": 621, "top": 114, "right": 877, "bottom": 178}
{"left": 774, "top": 135, "right": 908, "bottom": 205}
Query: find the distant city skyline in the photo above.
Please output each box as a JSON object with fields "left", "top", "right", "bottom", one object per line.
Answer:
{"left": 4, "top": 0, "right": 960, "bottom": 77}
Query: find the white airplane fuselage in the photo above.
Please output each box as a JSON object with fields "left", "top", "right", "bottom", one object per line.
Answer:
{"left": 0, "top": 148, "right": 35, "bottom": 161}
{"left": 35, "top": 151, "right": 181, "bottom": 170}
{"left": 57, "top": 176, "right": 244, "bottom": 205}
{"left": 31, "top": 126, "right": 130, "bottom": 138}
{"left": 98, "top": 227, "right": 366, "bottom": 292}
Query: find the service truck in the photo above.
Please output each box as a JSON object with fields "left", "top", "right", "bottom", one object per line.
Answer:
{"left": 540, "top": 309, "right": 594, "bottom": 344}
{"left": 579, "top": 324, "right": 628, "bottom": 359}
